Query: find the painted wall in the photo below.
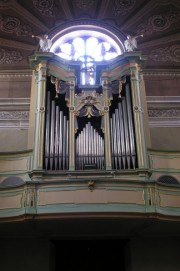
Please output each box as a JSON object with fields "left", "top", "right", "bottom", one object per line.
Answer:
{"left": 0, "top": 129, "right": 28, "bottom": 151}
{"left": 150, "top": 127, "right": 180, "bottom": 150}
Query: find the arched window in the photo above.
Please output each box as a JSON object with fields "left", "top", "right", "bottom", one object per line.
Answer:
{"left": 50, "top": 28, "right": 124, "bottom": 85}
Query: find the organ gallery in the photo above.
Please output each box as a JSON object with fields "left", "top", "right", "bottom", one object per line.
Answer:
{"left": 29, "top": 51, "right": 148, "bottom": 176}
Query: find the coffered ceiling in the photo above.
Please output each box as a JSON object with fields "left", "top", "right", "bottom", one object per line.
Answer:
{"left": 0, "top": 0, "right": 179, "bottom": 72}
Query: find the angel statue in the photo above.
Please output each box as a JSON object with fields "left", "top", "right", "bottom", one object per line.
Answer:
{"left": 32, "top": 34, "right": 52, "bottom": 52}
{"left": 124, "top": 34, "right": 143, "bottom": 52}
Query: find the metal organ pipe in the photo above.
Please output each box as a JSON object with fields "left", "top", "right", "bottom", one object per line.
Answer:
{"left": 110, "top": 85, "right": 136, "bottom": 170}
{"left": 44, "top": 91, "right": 69, "bottom": 170}
{"left": 75, "top": 122, "right": 104, "bottom": 170}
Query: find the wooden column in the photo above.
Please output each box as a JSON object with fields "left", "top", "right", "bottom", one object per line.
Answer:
{"left": 69, "top": 80, "right": 76, "bottom": 171}
{"left": 130, "top": 63, "right": 148, "bottom": 169}
{"left": 102, "top": 80, "right": 112, "bottom": 170}
{"left": 33, "top": 61, "right": 47, "bottom": 170}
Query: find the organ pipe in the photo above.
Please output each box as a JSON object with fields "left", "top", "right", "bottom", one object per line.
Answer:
{"left": 110, "top": 83, "right": 137, "bottom": 170}
{"left": 75, "top": 122, "right": 104, "bottom": 170}
{"left": 44, "top": 91, "right": 69, "bottom": 170}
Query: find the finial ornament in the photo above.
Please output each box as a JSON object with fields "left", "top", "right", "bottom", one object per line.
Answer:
{"left": 32, "top": 34, "right": 52, "bottom": 52}
{"left": 124, "top": 34, "right": 143, "bottom": 52}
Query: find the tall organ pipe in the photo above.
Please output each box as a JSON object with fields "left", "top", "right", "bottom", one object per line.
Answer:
{"left": 75, "top": 122, "right": 104, "bottom": 170}
{"left": 44, "top": 91, "right": 69, "bottom": 170}
{"left": 110, "top": 85, "right": 136, "bottom": 170}
{"left": 126, "top": 84, "right": 136, "bottom": 168}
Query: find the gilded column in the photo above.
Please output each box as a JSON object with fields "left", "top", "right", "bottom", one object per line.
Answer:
{"left": 69, "top": 80, "right": 75, "bottom": 170}
{"left": 130, "top": 63, "right": 148, "bottom": 168}
{"left": 102, "top": 80, "right": 112, "bottom": 170}
{"left": 33, "top": 61, "right": 47, "bottom": 170}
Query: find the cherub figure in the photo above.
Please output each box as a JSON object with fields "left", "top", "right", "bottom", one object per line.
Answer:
{"left": 32, "top": 34, "right": 52, "bottom": 52}
{"left": 124, "top": 34, "right": 143, "bottom": 52}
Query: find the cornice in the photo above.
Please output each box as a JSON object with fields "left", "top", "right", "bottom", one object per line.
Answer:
{"left": 143, "top": 69, "right": 180, "bottom": 76}
{"left": 0, "top": 70, "right": 32, "bottom": 78}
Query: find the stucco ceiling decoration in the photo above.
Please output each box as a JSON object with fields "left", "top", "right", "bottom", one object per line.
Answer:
{"left": 150, "top": 45, "right": 180, "bottom": 63}
{"left": 137, "top": 8, "right": 180, "bottom": 35}
{"left": 32, "top": 0, "right": 57, "bottom": 17}
{"left": 0, "top": 0, "right": 179, "bottom": 72}
{"left": 0, "top": 14, "right": 32, "bottom": 36}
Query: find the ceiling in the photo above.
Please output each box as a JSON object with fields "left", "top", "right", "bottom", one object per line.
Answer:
{"left": 0, "top": 0, "right": 179, "bottom": 72}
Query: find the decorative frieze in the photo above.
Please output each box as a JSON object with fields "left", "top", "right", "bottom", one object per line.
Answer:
{"left": 0, "top": 48, "right": 23, "bottom": 64}
{"left": 0, "top": 13, "right": 32, "bottom": 36}
{"left": 147, "top": 96, "right": 180, "bottom": 127}
{"left": 149, "top": 45, "right": 180, "bottom": 63}
{"left": 137, "top": 8, "right": 180, "bottom": 35}
{"left": 32, "top": 0, "right": 57, "bottom": 17}
{"left": 0, "top": 111, "right": 29, "bottom": 120}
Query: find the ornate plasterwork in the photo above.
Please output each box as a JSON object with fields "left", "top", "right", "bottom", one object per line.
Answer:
{"left": 0, "top": 48, "right": 23, "bottom": 64}
{"left": 147, "top": 97, "right": 180, "bottom": 127}
{"left": 75, "top": 0, "right": 95, "bottom": 11}
{"left": 32, "top": 0, "right": 57, "bottom": 17}
{"left": 137, "top": 8, "right": 180, "bottom": 35}
{"left": 149, "top": 45, "right": 180, "bottom": 63}
{"left": 0, "top": 110, "right": 29, "bottom": 128}
{"left": 148, "top": 109, "right": 180, "bottom": 118}
{"left": 0, "top": 111, "right": 29, "bottom": 120}
{"left": 0, "top": 13, "right": 32, "bottom": 36}
{"left": 112, "top": 0, "right": 136, "bottom": 16}
{"left": 75, "top": 91, "right": 105, "bottom": 118}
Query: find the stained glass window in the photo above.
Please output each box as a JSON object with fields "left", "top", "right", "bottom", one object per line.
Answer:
{"left": 51, "top": 30, "right": 122, "bottom": 85}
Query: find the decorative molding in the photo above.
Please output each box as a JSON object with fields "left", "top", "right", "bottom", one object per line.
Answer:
{"left": 0, "top": 48, "right": 23, "bottom": 64}
{"left": 148, "top": 109, "right": 180, "bottom": 118}
{"left": 0, "top": 97, "right": 180, "bottom": 128}
{"left": 143, "top": 69, "right": 180, "bottom": 76}
{"left": 32, "top": 0, "right": 57, "bottom": 17}
{"left": 0, "top": 98, "right": 30, "bottom": 128}
{"left": 137, "top": 8, "right": 180, "bottom": 35}
{"left": 147, "top": 96, "right": 180, "bottom": 127}
{"left": 112, "top": 0, "right": 136, "bottom": 16}
{"left": 0, "top": 70, "right": 32, "bottom": 78}
{"left": 0, "top": 13, "right": 32, "bottom": 36}
{"left": 0, "top": 111, "right": 29, "bottom": 120}
{"left": 149, "top": 45, "right": 180, "bottom": 63}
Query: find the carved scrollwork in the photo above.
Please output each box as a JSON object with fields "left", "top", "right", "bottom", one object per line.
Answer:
{"left": 33, "top": 0, "right": 57, "bottom": 17}
{"left": 0, "top": 111, "right": 29, "bottom": 119}
{"left": 0, "top": 48, "right": 23, "bottom": 64}
{"left": 0, "top": 13, "right": 32, "bottom": 36}
{"left": 148, "top": 109, "right": 179, "bottom": 118}
{"left": 75, "top": 91, "right": 105, "bottom": 118}
{"left": 137, "top": 8, "right": 180, "bottom": 35}
{"left": 149, "top": 45, "right": 180, "bottom": 63}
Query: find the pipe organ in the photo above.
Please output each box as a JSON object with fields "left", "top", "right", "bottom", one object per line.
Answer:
{"left": 44, "top": 79, "right": 69, "bottom": 170}
{"left": 44, "top": 75, "right": 137, "bottom": 171}
{"left": 28, "top": 52, "right": 148, "bottom": 172}
{"left": 110, "top": 83, "right": 136, "bottom": 170}
{"left": 75, "top": 121, "right": 105, "bottom": 170}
